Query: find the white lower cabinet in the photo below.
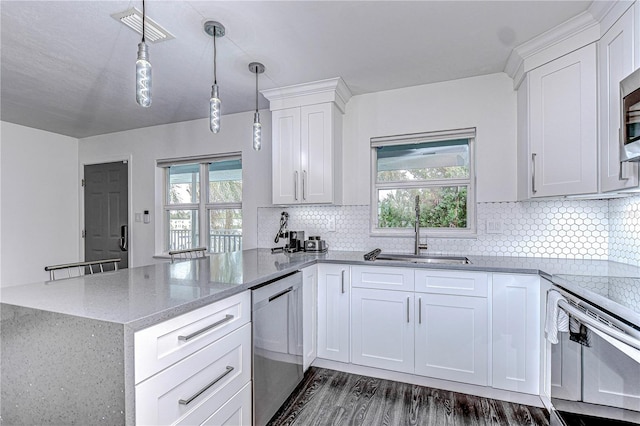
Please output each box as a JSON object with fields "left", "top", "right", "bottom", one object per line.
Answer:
{"left": 492, "top": 274, "right": 541, "bottom": 395}
{"left": 415, "top": 293, "right": 488, "bottom": 386}
{"left": 134, "top": 291, "right": 252, "bottom": 426}
{"left": 317, "top": 264, "right": 350, "bottom": 363}
{"left": 302, "top": 265, "right": 318, "bottom": 371}
{"left": 351, "top": 288, "right": 414, "bottom": 373}
{"left": 200, "top": 382, "right": 252, "bottom": 426}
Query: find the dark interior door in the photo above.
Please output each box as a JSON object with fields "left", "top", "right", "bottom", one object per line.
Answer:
{"left": 84, "top": 161, "right": 128, "bottom": 270}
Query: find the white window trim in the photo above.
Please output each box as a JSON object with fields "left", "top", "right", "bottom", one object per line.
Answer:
{"left": 370, "top": 128, "right": 477, "bottom": 238}
{"left": 157, "top": 153, "right": 242, "bottom": 254}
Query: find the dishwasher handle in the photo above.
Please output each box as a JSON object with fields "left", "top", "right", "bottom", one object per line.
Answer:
{"left": 268, "top": 286, "right": 293, "bottom": 303}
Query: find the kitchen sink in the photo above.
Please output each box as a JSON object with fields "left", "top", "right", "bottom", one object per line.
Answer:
{"left": 374, "top": 253, "right": 471, "bottom": 264}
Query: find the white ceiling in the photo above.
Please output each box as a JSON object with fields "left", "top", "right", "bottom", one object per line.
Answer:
{"left": 1, "top": 1, "right": 597, "bottom": 139}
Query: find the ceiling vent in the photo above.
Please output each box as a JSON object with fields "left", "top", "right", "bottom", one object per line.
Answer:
{"left": 111, "top": 8, "right": 174, "bottom": 43}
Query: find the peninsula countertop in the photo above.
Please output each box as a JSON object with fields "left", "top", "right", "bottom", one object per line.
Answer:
{"left": 2, "top": 249, "right": 639, "bottom": 331}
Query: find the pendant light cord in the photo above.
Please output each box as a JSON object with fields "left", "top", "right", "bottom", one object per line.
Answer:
{"left": 255, "top": 69, "right": 258, "bottom": 112}
{"left": 213, "top": 29, "right": 217, "bottom": 84}
{"left": 141, "top": 0, "right": 146, "bottom": 43}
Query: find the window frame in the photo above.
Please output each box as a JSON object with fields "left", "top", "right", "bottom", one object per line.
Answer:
{"left": 370, "top": 128, "right": 476, "bottom": 238}
{"left": 158, "top": 153, "right": 242, "bottom": 253}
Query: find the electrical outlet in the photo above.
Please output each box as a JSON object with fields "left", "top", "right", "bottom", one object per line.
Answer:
{"left": 327, "top": 217, "right": 336, "bottom": 232}
{"left": 486, "top": 220, "right": 503, "bottom": 234}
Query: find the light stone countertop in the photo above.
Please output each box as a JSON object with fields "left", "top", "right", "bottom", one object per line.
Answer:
{"left": 2, "top": 248, "right": 639, "bottom": 331}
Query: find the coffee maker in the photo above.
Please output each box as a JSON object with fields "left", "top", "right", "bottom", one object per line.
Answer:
{"left": 273, "top": 212, "right": 304, "bottom": 253}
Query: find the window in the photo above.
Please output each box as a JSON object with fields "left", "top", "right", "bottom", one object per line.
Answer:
{"left": 159, "top": 154, "right": 242, "bottom": 253}
{"left": 371, "top": 129, "right": 475, "bottom": 237}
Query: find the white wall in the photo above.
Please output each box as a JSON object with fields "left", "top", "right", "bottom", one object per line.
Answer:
{"left": 79, "top": 110, "right": 271, "bottom": 268}
{"left": 0, "top": 122, "right": 79, "bottom": 287}
{"left": 341, "top": 72, "right": 517, "bottom": 204}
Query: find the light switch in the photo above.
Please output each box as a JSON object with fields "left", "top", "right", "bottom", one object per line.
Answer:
{"left": 135, "top": 213, "right": 142, "bottom": 222}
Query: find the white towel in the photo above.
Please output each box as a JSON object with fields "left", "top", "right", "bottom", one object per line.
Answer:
{"left": 545, "top": 290, "right": 570, "bottom": 344}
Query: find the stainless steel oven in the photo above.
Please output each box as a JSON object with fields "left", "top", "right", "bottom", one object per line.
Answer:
{"left": 548, "top": 280, "right": 640, "bottom": 426}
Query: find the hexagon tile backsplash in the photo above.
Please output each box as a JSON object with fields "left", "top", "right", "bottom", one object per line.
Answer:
{"left": 257, "top": 194, "right": 640, "bottom": 266}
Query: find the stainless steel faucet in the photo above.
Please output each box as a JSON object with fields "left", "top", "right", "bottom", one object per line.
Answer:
{"left": 414, "top": 195, "right": 428, "bottom": 255}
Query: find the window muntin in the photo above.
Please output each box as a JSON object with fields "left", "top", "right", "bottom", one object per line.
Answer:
{"left": 371, "top": 130, "right": 475, "bottom": 237}
{"left": 161, "top": 155, "right": 242, "bottom": 253}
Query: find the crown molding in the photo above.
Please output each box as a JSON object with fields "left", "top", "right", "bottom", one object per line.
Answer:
{"left": 505, "top": 10, "right": 600, "bottom": 88}
{"left": 261, "top": 77, "right": 353, "bottom": 113}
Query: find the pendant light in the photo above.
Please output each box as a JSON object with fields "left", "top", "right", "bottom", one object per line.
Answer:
{"left": 249, "top": 62, "right": 265, "bottom": 151}
{"left": 204, "top": 21, "right": 225, "bottom": 133}
{"left": 135, "top": 0, "right": 151, "bottom": 107}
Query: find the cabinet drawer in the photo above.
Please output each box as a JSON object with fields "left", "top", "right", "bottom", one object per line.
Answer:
{"left": 135, "top": 291, "right": 250, "bottom": 384}
{"left": 352, "top": 266, "right": 414, "bottom": 291}
{"left": 197, "top": 381, "right": 252, "bottom": 426}
{"left": 135, "top": 324, "right": 251, "bottom": 426}
{"left": 414, "top": 270, "right": 488, "bottom": 297}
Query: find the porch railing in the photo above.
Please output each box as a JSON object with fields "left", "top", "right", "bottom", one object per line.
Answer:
{"left": 169, "top": 229, "right": 242, "bottom": 253}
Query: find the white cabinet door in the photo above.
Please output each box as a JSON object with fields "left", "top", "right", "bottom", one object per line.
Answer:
{"left": 492, "top": 274, "right": 541, "bottom": 395}
{"left": 415, "top": 293, "right": 488, "bottom": 386}
{"left": 317, "top": 264, "right": 350, "bottom": 363}
{"left": 300, "top": 103, "right": 334, "bottom": 204}
{"left": 272, "top": 107, "right": 301, "bottom": 204}
{"left": 599, "top": 7, "right": 638, "bottom": 192}
{"left": 302, "top": 265, "right": 318, "bottom": 371}
{"left": 351, "top": 288, "right": 414, "bottom": 373}
{"left": 528, "top": 44, "right": 597, "bottom": 197}
{"left": 583, "top": 332, "right": 640, "bottom": 412}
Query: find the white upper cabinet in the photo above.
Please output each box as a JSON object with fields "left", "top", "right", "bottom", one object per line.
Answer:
{"left": 263, "top": 78, "right": 351, "bottom": 205}
{"left": 519, "top": 43, "right": 598, "bottom": 198}
{"left": 598, "top": 4, "right": 639, "bottom": 192}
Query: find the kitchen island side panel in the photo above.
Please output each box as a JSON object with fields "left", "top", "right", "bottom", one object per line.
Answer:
{"left": 0, "top": 304, "right": 126, "bottom": 425}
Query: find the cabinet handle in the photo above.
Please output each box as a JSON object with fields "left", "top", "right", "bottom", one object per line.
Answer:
{"left": 178, "top": 366, "right": 234, "bottom": 405}
{"left": 418, "top": 297, "right": 422, "bottom": 324}
{"left": 268, "top": 286, "right": 292, "bottom": 302}
{"left": 407, "top": 297, "right": 410, "bottom": 323}
{"left": 341, "top": 270, "right": 345, "bottom": 294}
{"left": 531, "top": 153, "right": 537, "bottom": 194}
{"left": 294, "top": 171, "right": 299, "bottom": 201}
{"left": 178, "top": 314, "right": 234, "bottom": 342}
{"left": 302, "top": 170, "right": 307, "bottom": 200}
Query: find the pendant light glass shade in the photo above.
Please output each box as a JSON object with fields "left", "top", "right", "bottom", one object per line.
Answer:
{"left": 204, "top": 21, "right": 225, "bottom": 134}
{"left": 210, "top": 84, "right": 221, "bottom": 133}
{"left": 249, "top": 62, "right": 265, "bottom": 152}
{"left": 136, "top": 42, "right": 152, "bottom": 107}
{"left": 135, "top": 0, "right": 151, "bottom": 107}
{"left": 253, "top": 112, "right": 262, "bottom": 151}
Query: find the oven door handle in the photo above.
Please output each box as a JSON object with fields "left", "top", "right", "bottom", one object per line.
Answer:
{"left": 558, "top": 299, "right": 640, "bottom": 352}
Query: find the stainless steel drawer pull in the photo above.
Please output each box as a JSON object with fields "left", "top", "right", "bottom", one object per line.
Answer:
{"left": 268, "top": 287, "right": 293, "bottom": 302}
{"left": 407, "top": 297, "right": 410, "bottom": 323}
{"left": 178, "top": 314, "right": 234, "bottom": 342}
{"left": 178, "top": 366, "right": 234, "bottom": 405}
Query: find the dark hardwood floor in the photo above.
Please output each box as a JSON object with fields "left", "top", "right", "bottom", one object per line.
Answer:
{"left": 267, "top": 367, "right": 549, "bottom": 426}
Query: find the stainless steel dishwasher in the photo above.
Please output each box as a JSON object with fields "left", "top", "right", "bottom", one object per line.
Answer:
{"left": 252, "top": 271, "right": 303, "bottom": 426}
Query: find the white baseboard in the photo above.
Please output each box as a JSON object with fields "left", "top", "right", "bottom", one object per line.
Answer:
{"left": 311, "top": 358, "right": 544, "bottom": 408}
